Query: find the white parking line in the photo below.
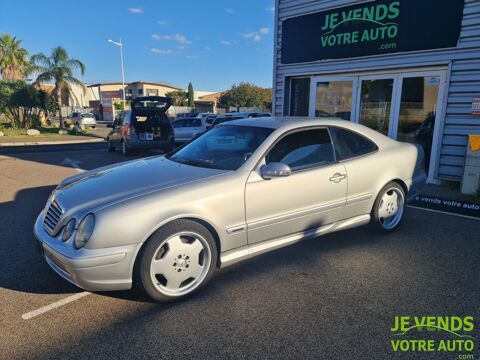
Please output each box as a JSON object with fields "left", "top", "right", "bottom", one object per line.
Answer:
{"left": 407, "top": 205, "right": 480, "bottom": 221}
{"left": 21, "top": 291, "right": 91, "bottom": 320}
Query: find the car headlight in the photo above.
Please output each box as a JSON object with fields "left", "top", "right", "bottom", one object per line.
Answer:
{"left": 62, "top": 219, "right": 76, "bottom": 242}
{"left": 74, "top": 214, "right": 95, "bottom": 249}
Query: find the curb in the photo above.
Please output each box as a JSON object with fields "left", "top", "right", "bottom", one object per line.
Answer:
{"left": 0, "top": 138, "right": 105, "bottom": 147}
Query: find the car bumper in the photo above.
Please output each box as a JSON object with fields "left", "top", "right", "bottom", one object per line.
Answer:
{"left": 34, "top": 211, "right": 142, "bottom": 292}
{"left": 81, "top": 122, "right": 96, "bottom": 127}
{"left": 127, "top": 137, "right": 174, "bottom": 150}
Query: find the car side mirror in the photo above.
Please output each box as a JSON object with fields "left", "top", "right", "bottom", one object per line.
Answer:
{"left": 107, "top": 124, "right": 114, "bottom": 128}
{"left": 260, "top": 162, "right": 291, "bottom": 180}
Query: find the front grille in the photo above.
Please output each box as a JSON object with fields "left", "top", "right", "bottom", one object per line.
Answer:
{"left": 44, "top": 201, "right": 63, "bottom": 235}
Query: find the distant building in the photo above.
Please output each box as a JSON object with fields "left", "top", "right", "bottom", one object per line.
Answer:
{"left": 194, "top": 92, "right": 224, "bottom": 113}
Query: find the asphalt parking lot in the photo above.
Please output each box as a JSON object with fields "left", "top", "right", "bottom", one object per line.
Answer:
{"left": 0, "top": 142, "right": 479, "bottom": 360}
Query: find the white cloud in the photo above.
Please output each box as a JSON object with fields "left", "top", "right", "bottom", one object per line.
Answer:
{"left": 243, "top": 32, "right": 256, "bottom": 39}
{"left": 224, "top": 8, "right": 235, "bottom": 14}
{"left": 220, "top": 40, "right": 231, "bottom": 46}
{"left": 259, "top": 27, "right": 270, "bottom": 35}
{"left": 128, "top": 7, "right": 143, "bottom": 14}
{"left": 204, "top": 46, "right": 212, "bottom": 51}
{"left": 178, "top": 45, "right": 186, "bottom": 50}
{"left": 157, "top": 20, "right": 167, "bottom": 25}
{"left": 243, "top": 27, "right": 271, "bottom": 43}
{"left": 265, "top": 6, "right": 275, "bottom": 12}
{"left": 186, "top": 55, "right": 199, "bottom": 59}
{"left": 151, "top": 33, "right": 192, "bottom": 45}
{"left": 150, "top": 48, "right": 173, "bottom": 55}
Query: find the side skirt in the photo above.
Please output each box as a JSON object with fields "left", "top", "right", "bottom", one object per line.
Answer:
{"left": 220, "top": 214, "right": 371, "bottom": 268}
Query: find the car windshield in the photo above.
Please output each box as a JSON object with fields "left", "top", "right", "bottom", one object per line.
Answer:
{"left": 167, "top": 125, "right": 273, "bottom": 170}
{"left": 81, "top": 113, "right": 94, "bottom": 118}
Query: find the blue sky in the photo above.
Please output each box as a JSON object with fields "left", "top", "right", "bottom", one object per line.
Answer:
{"left": 0, "top": 1, "right": 275, "bottom": 91}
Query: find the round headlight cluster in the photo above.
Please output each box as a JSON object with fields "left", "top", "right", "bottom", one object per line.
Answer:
{"left": 62, "top": 219, "right": 76, "bottom": 242}
{"left": 74, "top": 214, "right": 95, "bottom": 249}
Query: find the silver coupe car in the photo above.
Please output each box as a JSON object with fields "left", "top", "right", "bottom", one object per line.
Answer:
{"left": 34, "top": 117, "right": 426, "bottom": 302}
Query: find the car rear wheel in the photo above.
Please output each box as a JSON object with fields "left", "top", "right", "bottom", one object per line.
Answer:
{"left": 370, "top": 182, "right": 405, "bottom": 233}
{"left": 107, "top": 138, "right": 115, "bottom": 152}
{"left": 137, "top": 220, "right": 217, "bottom": 302}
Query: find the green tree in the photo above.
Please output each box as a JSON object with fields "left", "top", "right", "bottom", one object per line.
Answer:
{"left": 166, "top": 90, "right": 188, "bottom": 106}
{"left": 0, "top": 80, "right": 45, "bottom": 129}
{"left": 218, "top": 82, "right": 272, "bottom": 111}
{"left": 31, "top": 46, "right": 85, "bottom": 129}
{"left": 187, "top": 82, "right": 194, "bottom": 107}
{"left": 0, "top": 34, "right": 30, "bottom": 81}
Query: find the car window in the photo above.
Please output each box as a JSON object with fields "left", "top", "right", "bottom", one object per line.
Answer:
{"left": 266, "top": 129, "right": 335, "bottom": 172}
{"left": 184, "top": 118, "right": 201, "bottom": 127}
{"left": 167, "top": 125, "right": 273, "bottom": 171}
{"left": 81, "top": 113, "right": 95, "bottom": 118}
{"left": 71, "top": 112, "right": 80, "bottom": 118}
{"left": 173, "top": 120, "right": 184, "bottom": 128}
{"left": 123, "top": 111, "right": 131, "bottom": 125}
{"left": 329, "top": 127, "right": 378, "bottom": 160}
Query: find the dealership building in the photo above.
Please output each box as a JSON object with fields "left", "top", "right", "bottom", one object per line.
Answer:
{"left": 272, "top": 0, "right": 479, "bottom": 185}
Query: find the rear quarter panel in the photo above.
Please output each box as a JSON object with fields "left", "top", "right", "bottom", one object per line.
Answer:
{"left": 341, "top": 141, "right": 419, "bottom": 219}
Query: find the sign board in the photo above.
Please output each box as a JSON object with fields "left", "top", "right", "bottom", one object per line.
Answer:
{"left": 281, "top": 0, "right": 465, "bottom": 64}
{"left": 472, "top": 97, "right": 480, "bottom": 116}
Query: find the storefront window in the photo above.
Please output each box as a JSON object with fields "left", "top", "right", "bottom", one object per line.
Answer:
{"left": 315, "top": 81, "right": 353, "bottom": 120}
{"left": 289, "top": 78, "right": 310, "bottom": 116}
{"left": 359, "top": 79, "right": 394, "bottom": 135}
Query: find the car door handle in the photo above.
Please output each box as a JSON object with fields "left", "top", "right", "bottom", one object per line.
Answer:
{"left": 329, "top": 173, "right": 347, "bottom": 183}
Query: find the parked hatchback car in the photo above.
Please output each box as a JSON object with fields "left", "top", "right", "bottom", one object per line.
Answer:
{"left": 35, "top": 117, "right": 426, "bottom": 302}
{"left": 107, "top": 96, "right": 174, "bottom": 155}
{"left": 64, "top": 112, "right": 97, "bottom": 129}
{"left": 172, "top": 117, "right": 210, "bottom": 143}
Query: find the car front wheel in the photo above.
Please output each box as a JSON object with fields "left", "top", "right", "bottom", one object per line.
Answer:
{"left": 370, "top": 182, "right": 406, "bottom": 233}
{"left": 137, "top": 220, "right": 217, "bottom": 302}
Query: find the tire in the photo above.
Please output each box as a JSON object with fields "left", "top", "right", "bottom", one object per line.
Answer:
{"left": 121, "top": 140, "right": 130, "bottom": 156}
{"left": 107, "top": 138, "right": 115, "bottom": 152}
{"left": 369, "top": 182, "right": 406, "bottom": 233}
{"left": 136, "top": 219, "right": 217, "bottom": 302}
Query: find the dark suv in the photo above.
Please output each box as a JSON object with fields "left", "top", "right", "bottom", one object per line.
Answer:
{"left": 107, "top": 96, "right": 174, "bottom": 155}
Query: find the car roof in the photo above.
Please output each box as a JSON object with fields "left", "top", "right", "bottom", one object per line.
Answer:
{"left": 224, "top": 116, "right": 396, "bottom": 145}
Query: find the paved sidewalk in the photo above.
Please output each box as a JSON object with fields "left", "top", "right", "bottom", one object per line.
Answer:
{"left": 0, "top": 135, "right": 104, "bottom": 146}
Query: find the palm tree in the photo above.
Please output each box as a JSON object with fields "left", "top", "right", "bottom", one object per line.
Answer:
{"left": 0, "top": 34, "right": 30, "bottom": 81}
{"left": 31, "top": 46, "right": 85, "bottom": 129}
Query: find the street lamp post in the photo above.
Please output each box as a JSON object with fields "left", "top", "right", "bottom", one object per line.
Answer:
{"left": 108, "top": 38, "right": 126, "bottom": 109}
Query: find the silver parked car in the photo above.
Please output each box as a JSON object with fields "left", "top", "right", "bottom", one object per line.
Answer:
{"left": 64, "top": 112, "right": 97, "bottom": 129}
{"left": 34, "top": 117, "right": 426, "bottom": 302}
{"left": 172, "top": 117, "right": 210, "bottom": 143}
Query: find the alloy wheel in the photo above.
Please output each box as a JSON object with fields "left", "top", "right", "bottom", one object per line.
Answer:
{"left": 149, "top": 231, "right": 211, "bottom": 297}
{"left": 377, "top": 187, "right": 405, "bottom": 230}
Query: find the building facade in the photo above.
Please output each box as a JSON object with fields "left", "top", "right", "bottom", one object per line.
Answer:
{"left": 273, "top": 0, "right": 479, "bottom": 184}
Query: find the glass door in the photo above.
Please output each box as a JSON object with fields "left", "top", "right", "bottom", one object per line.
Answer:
{"left": 309, "top": 77, "right": 357, "bottom": 120}
{"left": 357, "top": 76, "right": 396, "bottom": 136}
{"left": 393, "top": 74, "right": 445, "bottom": 180}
